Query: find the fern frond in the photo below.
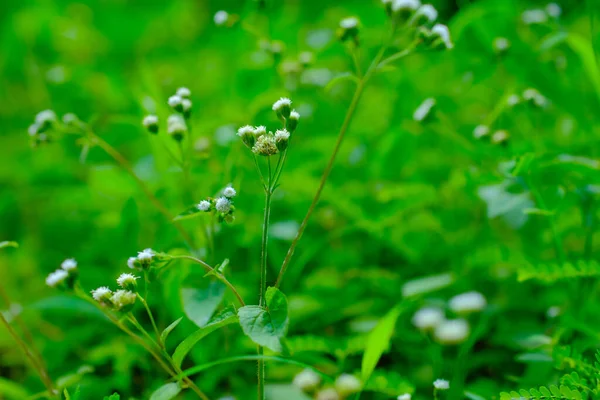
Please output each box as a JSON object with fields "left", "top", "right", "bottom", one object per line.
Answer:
{"left": 518, "top": 260, "right": 600, "bottom": 282}
{"left": 500, "top": 385, "right": 582, "bottom": 399}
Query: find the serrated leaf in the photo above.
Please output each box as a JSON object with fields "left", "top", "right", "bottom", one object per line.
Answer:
{"left": 173, "top": 204, "right": 206, "bottom": 221}
{"left": 237, "top": 287, "right": 289, "bottom": 353}
{"left": 149, "top": 382, "right": 181, "bottom": 400}
{"left": 172, "top": 307, "right": 238, "bottom": 368}
{"left": 361, "top": 306, "right": 402, "bottom": 382}
{"left": 181, "top": 281, "right": 225, "bottom": 328}
{"left": 160, "top": 317, "right": 183, "bottom": 345}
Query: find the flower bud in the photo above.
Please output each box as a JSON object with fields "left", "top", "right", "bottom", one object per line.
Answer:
{"left": 214, "top": 10, "right": 229, "bottom": 26}
{"left": 111, "top": 290, "right": 137, "bottom": 312}
{"left": 434, "top": 319, "right": 469, "bottom": 345}
{"left": 392, "top": 0, "right": 421, "bottom": 23}
{"left": 433, "top": 379, "right": 450, "bottom": 390}
{"left": 215, "top": 197, "right": 232, "bottom": 213}
{"left": 430, "top": 24, "right": 453, "bottom": 49}
{"left": 168, "top": 120, "right": 187, "bottom": 141}
{"left": 272, "top": 97, "right": 292, "bottom": 119}
{"left": 412, "top": 307, "right": 444, "bottom": 330}
{"left": 46, "top": 269, "right": 69, "bottom": 288}
{"left": 298, "top": 51, "right": 314, "bottom": 67}
{"left": 338, "top": 17, "right": 360, "bottom": 43}
{"left": 176, "top": 87, "right": 191, "bottom": 98}
{"left": 316, "top": 388, "right": 339, "bottom": 400}
{"left": 473, "top": 125, "right": 489, "bottom": 139}
{"left": 237, "top": 125, "right": 256, "bottom": 148}
{"left": 223, "top": 186, "right": 236, "bottom": 198}
{"left": 136, "top": 248, "right": 155, "bottom": 269}
{"left": 449, "top": 291, "right": 487, "bottom": 314}
{"left": 62, "top": 113, "right": 80, "bottom": 127}
{"left": 61, "top": 258, "right": 77, "bottom": 272}
{"left": 197, "top": 200, "right": 212, "bottom": 211}
{"left": 413, "top": 98, "right": 436, "bottom": 122}
{"left": 335, "top": 374, "right": 361, "bottom": 396}
{"left": 293, "top": 369, "right": 321, "bottom": 392}
{"left": 182, "top": 99, "right": 192, "bottom": 119}
{"left": 287, "top": 110, "right": 300, "bottom": 132}
{"left": 252, "top": 134, "right": 278, "bottom": 156}
{"left": 411, "top": 4, "right": 437, "bottom": 26}
{"left": 35, "top": 110, "right": 57, "bottom": 132}
{"left": 275, "top": 129, "right": 290, "bottom": 151}
{"left": 493, "top": 37, "right": 510, "bottom": 55}
{"left": 168, "top": 95, "right": 184, "bottom": 112}
{"left": 117, "top": 273, "right": 138, "bottom": 291}
{"left": 143, "top": 115, "right": 159, "bottom": 134}
{"left": 91, "top": 287, "right": 113, "bottom": 306}
{"left": 398, "top": 394, "right": 412, "bottom": 400}
{"left": 491, "top": 130, "right": 509, "bottom": 145}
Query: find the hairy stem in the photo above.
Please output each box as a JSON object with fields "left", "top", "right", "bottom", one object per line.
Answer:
{"left": 88, "top": 131, "right": 194, "bottom": 247}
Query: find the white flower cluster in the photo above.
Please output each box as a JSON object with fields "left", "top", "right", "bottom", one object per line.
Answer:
{"left": 91, "top": 273, "right": 139, "bottom": 311}
{"left": 46, "top": 258, "right": 79, "bottom": 288}
{"left": 433, "top": 379, "right": 450, "bottom": 390}
{"left": 522, "top": 3, "right": 561, "bottom": 25}
{"left": 142, "top": 87, "right": 192, "bottom": 140}
{"left": 293, "top": 370, "right": 360, "bottom": 398}
{"left": 127, "top": 248, "right": 156, "bottom": 270}
{"left": 195, "top": 185, "right": 238, "bottom": 223}
{"left": 28, "top": 110, "right": 83, "bottom": 147}
{"left": 411, "top": 291, "right": 487, "bottom": 345}
{"left": 237, "top": 97, "right": 299, "bottom": 156}
{"left": 473, "top": 124, "right": 509, "bottom": 145}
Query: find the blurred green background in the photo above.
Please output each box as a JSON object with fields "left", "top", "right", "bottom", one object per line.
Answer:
{"left": 1, "top": 0, "right": 600, "bottom": 399}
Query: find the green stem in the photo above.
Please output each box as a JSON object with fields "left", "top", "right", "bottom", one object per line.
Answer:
{"left": 137, "top": 294, "right": 161, "bottom": 346}
{"left": 528, "top": 179, "right": 566, "bottom": 263}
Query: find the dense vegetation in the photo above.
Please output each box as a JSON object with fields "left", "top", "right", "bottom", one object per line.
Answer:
{"left": 1, "top": 0, "right": 600, "bottom": 399}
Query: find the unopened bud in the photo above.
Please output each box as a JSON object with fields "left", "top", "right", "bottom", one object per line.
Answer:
{"left": 111, "top": 290, "right": 137, "bottom": 312}
{"left": 117, "top": 273, "right": 138, "bottom": 291}
{"left": 237, "top": 125, "right": 256, "bottom": 148}
{"left": 338, "top": 17, "right": 360, "bottom": 43}
{"left": 168, "top": 95, "right": 184, "bottom": 112}
{"left": 275, "top": 129, "right": 290, "bottom": 151}
{"left": 287, "top": 110, "right": 300, "bottom": 132}
{"left": 272, "top": 97, "right": 292, "bottom": 119}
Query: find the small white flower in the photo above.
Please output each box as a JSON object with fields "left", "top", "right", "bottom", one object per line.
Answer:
{"left": 316, "top": 388, "right": 339, "bottom": 400}
{"left": 413, "top": 98, "right": 436, "bottom": 121}
{"left": 181, "top": 98, "right": 192, "bottom": 112}
{"left": 412, "top": 307, "right": 445, "bottom": 330}
{"left": 46, "top": 269, "right": 68, "bottom": 287}
{"left": 272, "top": 97, "right": 292, "bottom": 112}
{"left": 127, "top": 257, "right": 137, "bottom": 269}
{"left": 237, "top": 125, "right": 254, "bottom": 137}
{"left": 143, "top": 115, "right": 158, "bottom": 127}
{"left": 292, "top": 368, "right": 321, "bottom": 392}
{"left": 91, "top": 286, "right": 111, "bottom": 302}
{"left": 335, "top": 374, "right": 361, "bottom": 396}
{"left": 62, "top": 113, "right": 78, "bottom": 125}
{"left": 137, "top": 248, "right": 154, "bottom": 261}
{"left": 449, "top": 291, "right": 487, "bottom": 313}
{"left": 433, "top": 379, "right": 450, "bottom": 390}
{"left": 61, "top": 258, "right": 77, "bottom": 271}
{"left": 491, "top": 130, "right": 509, "bottom": 144}
{"left": 340, "top": 17, "right": 359, "bottom": 29}
{"left": 168, "top": 114, "right": 185, "bottom": 126}
{"left": 547, "top": 306, "right": 561, "bottom": 318}
{"left": 117, "top": 273, "right": 138, "bottom": 289}
{"left": 434, "top": 319, "right": 470, "bottom": 344}
{"left": 274, "top": 129, "right": 290, "bottom": 141}
{"left": 415, "top": 4, "right": 437, "bottom": 22}
{"left": 522, "top": 9, "right": 548, "bottom": 24}
{"left": 252, "top": 134, "right": 278, "bottom": 156}
{"left": 431, "top": 24, "right": 453, "bottom": 49}
{"left": 398, "top": 394, "right": 412, "bottom": 400}
{"left": 493, "top": 37, "right": 510, "bottom": 52}
{"left": 28, "top": 124, "right": 40, "bottom": 136}
{"left": 168, "top": 120, "right": 187, "bottom": 136}
{"left": 35, "top": 110, "right": 57, "bottom": 126}
{"left": 223, "top": 186, "right": 237, "bottom": 198}
{"left": 111, "top": 289, "right": 137, "bottom": 309}
{"left": 473, "top": 125, "right": 490, "bottom": 139}
{"left": 546, "top": 3, "right": 561, "bottom": 18}
{"left": 215, "top": 197, "right": 232, "bottom": 213}
{"left": 507, "top": 94, "right": 521, "bottom": 106}
{"left": 253, "top": 125, "right": 267, "bottom": 137}
{"left": 290, "top": 110, "right": 300, "bottom": 120}
{"left": 392, "top": 0, "right": 421, "bottom": 12}
{"left": 214, "top": 10, "right": 229, "bottom": 26}
{"left": 168, "top": 95, "right": 183, "bottom": 108}
{"left": 176, "top": 87, "right": 191, "bottom": 98}
{"left": 197, "top": 200, "right": 211, "bottom": 211}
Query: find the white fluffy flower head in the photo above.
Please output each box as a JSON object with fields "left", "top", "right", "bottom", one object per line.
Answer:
{"left": 214, "top": 10, "right": 229, "bottom": 26}
{"left": 143, "top": 115, "right": 158, "bottom": 127}
{"left": 449, "top": 291, "right": 487, "bottom": 313}
{"left": 137, "top": 248, "right": 154, "bottom": 261}
{"left": 168, "top": 95, "right": 183, "bottom": 108}
{"left": 215, "top": 197, "right": 232, "bottom": 213}
{"left": 431, "top": 24, "right": 453, "bottom": 49}
{"left": 46, "top": 269, "right": 68, "bottom": 287}
{"left": 111, "top": 290, "right": 137, "bottom": 310}
{"left": 290, "top": 110, "right": 300, "bottom": 120}
{"left": 546, "top": 3, "right": 561, "bottom": 18}
{"left": 127, "top": 257, "right": 137, "bottom": 269}
{"left": 392, "top": 0, "right": 421, "bottom": 12}
{"left": 412, "top": 307, "right": 444, "bottom": 330}
{"left": 254, "top": 125, "right": 267, "bottom": 137}
{"left": 35, "top": 110, "right": 57, "bottom": 125}
{"left": 434, "top": 319, "right": 470, "bottom": 344}
{"left": 398, "top": 394, "right": 412, "bottom": 400}
{"left": 275, "top": 129, "right": 290, "bottom": 141}
{"left": 493, "top": 37, "right": 510, "bottom": 52}
{"left": 316, "top": 388, "right": 340, "bottom": 400}
{"left": 415, "top": 4, "right": 437, "bottom": 22}
{"left": 292, "top": 368, "right": 321, "bottom": 392}
{"left": 176, "top": 87, "right": 191, "bottom": 98}
{"left": 340, "top": 17, "right": 359, "bottom": 29}
{"left": 473, "top": 125, "right": 490, "bottom": 139}
{"left": 223, "top": 186, "right": 236, "bottom": 198}
{"left": 117, "top": 273, "right": 138, "bottom": 289}
{"left": 522, "top": 9, "right": 548, "bottom": 24}
{"left": 433, "top": 379, "right": 450, "bottom": 390}
{"left": 507, "top": 94, "right": 520, "bottom": 106}
{"left": 91, "top": 286, "right": 112, "bottom": 302}
{"left": 272, "top": 97, "right": 292, "bottom": 112}
{"left": 197, "top": 200, "right": 211, "bottom": 211}
{"left": 335, "top": 374, "right": 361, "bottom": 395}
{"left": 413, "top": 98, "right": 436, "bottom": 121}
{"left": 61, "top": 258, "right": 77, "bottom": 271}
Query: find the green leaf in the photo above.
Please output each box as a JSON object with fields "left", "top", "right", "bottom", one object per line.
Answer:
{"left": 0, "top": 377, "right": 28, "bottom": 399}
{"left": 181, "top": 280, "right": 225, "bottom": 328}
{"left": 149, "top": 382, "right": 181, "bottom": 400}
{"left": 160, "top": 317, "right": 183, "bottom": 345}
{"left": 237, "top": 287, "right": 289, "bottom": 353}
{"left": 173, "top": 204, "right": 205, "bottom": 221}
{"left": 0, "top": 241, "right": 18, "bottom": 250}
{"left": 361, "top": 306, "right": 402, "bottom": 382}
{"left": 103, "top": 394, "right": 120, "bottom": 400}
{"left": 172, "top": 307, "right": 238, "bottom": 368}
{"left": 324, "top": 72, "right": 359, "bottom": 92}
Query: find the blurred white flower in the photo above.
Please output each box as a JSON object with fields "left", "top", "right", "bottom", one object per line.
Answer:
{"left": 433, "top": 379, "right": 450, "bottom": 390}
{"left": 46, "top": 269, "right": 68, "bottom": 287}
{"left": 413, "top": 98, "right": 436, "bottom": 121}
{"left": 522, "top": 9, "right": 548, "bottom": 24}
{"left": 91, "top": 286, "right": 112, "bottom": 302}
{"left": 414, "top": 4, "right": 437, "bottom": 23}
{"left": 392, "top": 0, "right": 421, "bottom": 12}
{"left": 546, "top": 3, "right": 561, "bottom": 18}
{"left": 449, "top": 291, "right": 487, "bottom": 313}
{"left": 473, "top": 125, "right": 490, "bottom": 139}
{"left": 493, "top": 37, "right": 510, "bottom": 52}
{"left": 215, "top": 197, "right": 232, "bottom": 213}
{"left": 491, "top": 130, "right": 509, "bottom": 144}
{"left": 335, "top": 374, "right": 361, "bottom": 396}
{"left": 143, "top": 115, "right": 158, "bottom": 127}
{"left": 316, "top": 388, "right": 339, "bottom": 400}
{"left": 214, "top": 10, "right": 229, "bottom": 26}
{"left": 168, "top": 95, "right": 183, "bottom": 108}
{"left": 292, "top": 368, "right": 321, "bottom": 392}
{"left": 127, "top": 257, "right": 137, "bottom": 269}
{"left": 111, "top": 290, "right": 136, "bottom": 310}
{"left": 61, "top": 258, "right": 77, "bottom": 271}
{"left": 507, "top": 94, "right": 521, "bottom": 106}
{"left": 547, "top": 306, "right": 561, "bottom": 318}
{"left": 117, "top": 273, "right": 138, "bottom": 289}
{"left": 223, "top": 186, "right": 237, "bottom": 198}
{"left": 412, "top": 307, "right": 445, "bottom": 330}
{"left": 176, "top": 87, "right": 191, "bottom": 98}
{"left": 35, "top": 110, "right": 57, "bottom": 126}
{"left": 431, "top": 24, "right": 453, "bottom": 49}
{"left": 398, "top": 394, "right": 412, "bottom": 400}
{"left": 434, "top": 319, "right": 469, "bottom": 344}
{"left": 339, "top": 17, "right": 359, "bottom": 29}
{"left": 137, "top": 248, "right": 154, "bottom": 261}
{"left": 197, "top": 200, "right": 211, "bottom": 211}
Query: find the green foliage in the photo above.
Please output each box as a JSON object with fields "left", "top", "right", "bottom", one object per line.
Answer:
{"left": 499, "top": 385, "right": 582, "bottom": 400}
{"left": 518, "top": 260, "right": 600, "bottom": 282}
{"left": 180, "top": 280, "right": 225, "bottom": 328}
{"left": 361, "top": 306, "right": 402, "bottom": 383}
{"left": 149, "top": 382, "right": 181, "bottom": 400}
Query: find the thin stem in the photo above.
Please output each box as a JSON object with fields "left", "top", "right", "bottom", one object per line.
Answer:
{"left": 167, "top": 255, "right": 246, "bottom": 306}
{"left": 0, "top": 312, "right": 57, "bottom": 398}
{"left": 253, "top": 154, "right": 267, "bottom": 191}
{"left": 528, "top": 179, "right": 566, "bottom": 263}
{"left": 88, "top": 131, "right": 194, "bottom": 247}
{"left": 138, "top": 294, "right": 161, "bottom": 346}
{"left": 275, "top": 37, "right": 404, "bottom": 287}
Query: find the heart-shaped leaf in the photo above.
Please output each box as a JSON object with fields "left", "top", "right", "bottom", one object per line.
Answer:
{"left": 181, "top": 281, "right": 225, "bottom": 328}
{"left": 237, "top": 287, "right": 289, "bottom": 352}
